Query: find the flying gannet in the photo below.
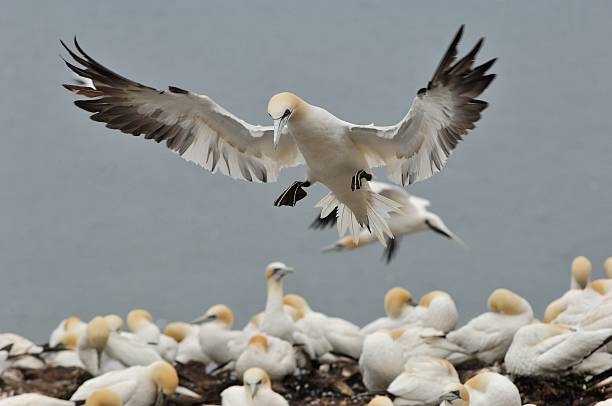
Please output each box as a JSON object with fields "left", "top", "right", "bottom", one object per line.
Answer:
{"left": 316, "top": 181, "right": 464, "bottom": 261}
{"left": 61, "top": 26, "right": 495, "bottom": 245}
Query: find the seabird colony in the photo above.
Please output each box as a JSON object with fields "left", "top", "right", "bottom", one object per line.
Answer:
{"left": 1, "top": 257, "right": 612, "bottom": 405}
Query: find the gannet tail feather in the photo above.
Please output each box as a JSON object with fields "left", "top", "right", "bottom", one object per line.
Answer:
{"left": 315, "top": 189, "right": 401, "bottom": 247}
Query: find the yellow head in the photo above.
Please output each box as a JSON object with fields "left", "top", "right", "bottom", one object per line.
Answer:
{"left": 571, "top": 256, "right": 592, "bottom": 289}
{"left": 385, "top": 327, "right": 406, "bottom": 341}
{"left": 587, "top": 279, "right": 612, "bottom": 295}
{"left": 283, "top": 294, "right": 310, "bottom": 312}
{"left": 86, "top": 316, "right": 110, "bottom": 351}
{"left": 249, "top": 312, "right": 264, "bottom": 327}
{"left": 419, "top": 290, "right": 449, "bottom": 307}
{"left": 368, "top": 395, "right": 393, "bottom": 406}
{"left": 384, "top": 287, "right": 414, "bottom": 319}
{"left": 163, "top": 322, "right": 190, "bottom": 343}
{"left": 487, "top": 289, "right": 527, "bottom": 315}
{"left": 85, "top": 388, "right": 122, "bottom": 406}
{"left": 60, "top": 331, "right": 79, "bottom": 351}
{"left": 149, "top": 361, "right": 179, "bottom": 395}
{"left": 63, "top": 316, "right": 82, "bottom": 331}
{"left": 439, "top": 382, "right": 469, "bottom": 405}
{"left": 605, "top": 257, "right": 612, "bottom": 278}
{"left": 104, "top": 314, "right": 124, "bottom": 332}
{"left": 206, "top": 304, "right": 234, "bottom": 327}
{"left": 243, "top": 367, "right": 271, "bottom": 399}
{"left": 267, "top": 92, "right": 305, "bottom": 147}
{"left": 265, "top": 262, "right": 294, "bottom": 282}
{"left": 127, "top": 309, "right": 153, "bottom": 332}
{"left": 543, "top": 299, "right": 566, "bottom": 323}
{"left": 248, "top": 335, "right": 269, "bottom": 351}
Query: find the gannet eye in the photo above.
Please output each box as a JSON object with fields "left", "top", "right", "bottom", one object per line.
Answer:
{"left": 283, "top": 109, "right": 291, "bottom": 118}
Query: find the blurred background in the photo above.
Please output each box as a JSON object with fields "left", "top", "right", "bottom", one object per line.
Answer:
{"left": 1, "top": 1, "right": 611, "bottom": 341}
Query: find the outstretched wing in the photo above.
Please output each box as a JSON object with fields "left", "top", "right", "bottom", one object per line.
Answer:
{"left": 349, "top": 26, "right": 496, "bottom": 185}
{"left": 61, "top": 39, "right": 303, "bottom": 183}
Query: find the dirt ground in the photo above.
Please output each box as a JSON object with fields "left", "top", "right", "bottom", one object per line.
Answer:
{"left": 0, "top": 362, "right": 610, "bottom": 405}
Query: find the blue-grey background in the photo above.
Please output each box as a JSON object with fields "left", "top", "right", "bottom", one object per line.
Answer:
{"left": 1, "top": 1, "right": 611, "bottom": 341}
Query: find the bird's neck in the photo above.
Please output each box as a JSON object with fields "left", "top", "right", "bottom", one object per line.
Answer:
{"left": 265, "top": 281, "right": 284, "bottom": 313}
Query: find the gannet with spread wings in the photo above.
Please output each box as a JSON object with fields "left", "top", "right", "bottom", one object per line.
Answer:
{"left": 61, "top": 26, "right": 495, "bottom": 245}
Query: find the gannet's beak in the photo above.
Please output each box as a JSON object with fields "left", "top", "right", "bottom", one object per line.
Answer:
{"left": 154, "top": 389, "right": 165, "bottom": 406}
{"left": 439, "top": 390, "right": 461, "bottom": 402}
{"left": 273, "top": 115, "right": 289, "bottom": 148}
{"left": 276, "top": 266, "right": 294, "bottom": 280}
{"left": 249, "top": 382, "right": 259, "bottom": 399}
{"left": 191, "top": 314, "right": 217, "bottom": 324}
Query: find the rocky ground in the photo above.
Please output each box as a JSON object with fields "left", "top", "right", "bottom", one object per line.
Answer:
{"left": 0, "top": 362, "right": 610, "bottom": 405}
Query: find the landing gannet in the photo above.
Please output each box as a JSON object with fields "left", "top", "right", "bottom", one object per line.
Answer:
{"left": 504, "top": 323, "right": 612, "bottom": 377}
{"left": 368, "top": 396, "right": 393, "bottom": 406}
{"left": 361, "top": 287, "right": 417, "bottom": 334}
{"left": 164, "top": 322, "right": 209, "bottom": 364}
{"left": 387, "top": 357, "right": 460, "bottom": 406}
{"left": 71, "top": 361, "right": 178, "bottom": 405}
{"left": 194, "top": 304, "right": 241, "bottom": 366}
{"left": 283, "top": 293, "right": 364, "bottom": 360}
{"left": 127, "top": 309, "right": 177, "bottom": 362}
{"left": 260, "top": 263, "right": 295, "bottom": 341}
{"left": 359, "top": 329, "right": 406, "bottom": 392}
{"left": 439, "top": 372, "right": 521, "bottom": 406}
{"left": 317, "top": 181, "right": 464, "bottom": 261}
{"left": 235, "top": 334, "right": 296, "bottom": 380}
{"left": 446, "top": 289, "right": 533, "bottom": 364}
{"left": 61, "top": 26, "right": 495, "bottom": 245}
{"left": 221, "top": 368, "right": 288, "bottom": 406}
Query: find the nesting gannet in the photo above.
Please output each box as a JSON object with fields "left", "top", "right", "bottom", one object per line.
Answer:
{"left": 439, "top": 372, "right": 521, "bottom": 406}
{"left": 387, "top": 356, "right": 460, "bottom": 406}
{"left": 71, "top": 361, "right": 178, "bottom": 405}
{"left": 127, "top": 309, "right": 177, "bottom": 362}
{"left": 361, "top": 287, "right": 418, "bottom": 334}
{"left": 66, "top": 316, "right": 110, "bottom": 375}
{"left": 164, "top": 322, "right": 209, "bottom": 364}
{"left": 49, "top": 316, "right": 85, "bottom": 347}
{"left": 369, "top": 396, "right": 393, "bottom": 406}
{"left": 359, "top": 329, "right": 406, "bottom": 392}
{"left": 447, "top": 289, "right": 533, "bottom": 364}
{"left": 104, "top": 328, "right": 163, "bottom": 369}
{"left": 260, "top": 262, "right": 295, "bottom": 341}
{"left": 504, "top": 323, "right": 612, "bottom": 377}
{"left": 0, "top": 334, "right": 44, "bottom": 370}
{"left": 61, "top": 26, "right": 495, "bottom": 245}
{"left": 417, "top": 291, "right": 458, "bottom": 333}
{"left": 44, "top": 331, "right": 85, "bottom": 368}
{"left": 284, "top": 293, "right": 364, "bottom": 360}
{"left": 104, "top": 315, "right": 124, "bottom": 333}
{"left": 317, "top": 181, "right": 464, "bottom": 261}
{"left": 579, "top": 292, "right": 612, "bottom": 331}
{"left": 194, "top": 304, "right": 241, "bottom": 366}
{"left": 235, "top": 334, "right": 296, "bottom": 380}
{"left": 396, "top": 326, "right": 471, "bottom": 366}
{"left": 221, "top": 368, "right": 288, "bottom": 406}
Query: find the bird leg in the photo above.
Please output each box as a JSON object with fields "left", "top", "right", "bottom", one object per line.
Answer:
{"left": 274, "top": 181, "right": 311, "bottom": 207}
{"left": 351, "top": 169, "right": 372, "bottom": 191}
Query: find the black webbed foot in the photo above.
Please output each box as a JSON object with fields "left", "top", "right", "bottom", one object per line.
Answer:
{"left": 274, "top": 181, "right": 311, "bottom": 207}
{"left": 351, "top": 169, "right": 373, "bottom": 191}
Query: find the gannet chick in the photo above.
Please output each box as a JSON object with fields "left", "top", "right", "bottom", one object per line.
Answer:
{"left": 318, "top": 181, "right": 464, "bottom": 262}
{"left": 127, "top": 309, "right": 177, "bottom": 362}
{"left": 417, "top": 291, "right": 458, "bottom": 333}
{"left": 504, "top": 323, "right": 612, "bottom": 377}
{"left": 195, "top": 304, "right": 241, "bottom": 366}
{"left": 284, "top": 293, "right": 364, "bottom": 360}
{"left": 0, "top": 394, "right": 74, "bottom": 405}
{"left": 447, "top": 289, "right": 533, "bottom": 364}
{"left": 0, "top": 333, "right": 44, "bottom": 370}
{"left": 221, "top": 368, "right": 288, "bottom": 406}
{"left": 235, "top": 334, "right": 296, "bottom": 380}
{"left": 260, "top": 262, "right": 295, "bottom": 341}
{"left": 359, "top": 329, "right": 406, "bottom": 392}
{"left": 71, "top": 361, "right": 178, "bottom": 405}
{"left": 368, "top": 395, "right": 393, "bottom": 406}
{"left": 387, "top": 357, "right": 460, "bottom": 406}
{"left": 164, "top": 322, "right": 209, "bottom": 364}
{"left": 361, "top": 287, "right": 417, "bottom": 334}
{"left": 49, "top": 316, "right": 85, "bottom": 347}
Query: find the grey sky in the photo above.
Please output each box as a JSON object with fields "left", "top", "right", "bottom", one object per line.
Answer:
{"left": 1, "top": 1, "right": 611, "bottom": 341}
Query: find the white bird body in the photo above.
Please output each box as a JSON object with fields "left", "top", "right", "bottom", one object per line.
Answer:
{"left": 0, "top": 334, "right": 44, "bottom": 371}
{"left": 359, "top": 330, "right": 406, "bottom": 392}
{"left": 62, "top": 26, "right": 495, "bottom": 247}
{"left": 0, "top": 394, "right": 73, "bottom": 406}
{"left": 164, "top": 322, "right": 209, "bottom": 364}
{"left": 546, "top": 288, "right": 602, "bottom": 326}
{"left": 504, "top": 324, "right": 612, "bottom": 377}
{"left": 71, "top": 361, "right": 178, "bottom": 406}
{"left": 221, "top": 368, "right": 288, "bottom": 406}
{"left": 127, "top": 310, "right": 177, "bottom": 362}
{"left": 361, "top": 287, "right": 418, "bottom": 334}
{"left": 579, "top": 293, "right": 612, "bottom": 330}
{"left": 235, "top": 334, "right": 296, "bottom": 380}
{"left": 104, "top": 332, "right": 163, "bottom": 368}
{"left": 439, "top": 372, "right": 521, "bottom": 406}
{"left": 43, "top": 349, "right": 85, "bottom": 368}
{"left": 447, "top": 289, "right": 533, "bottom": 364}
{"left": 397, "top": 327, "right": 471, "bottom": 365}
{"left": 387, "top": 357, "right": 459, "bottom": 406}
{"left": 416, "top": 291, "right": 458, "bottom": 333}
{"left": 198, "top": 322, "right": 241, "bottom": 366}
{"left": 260, "top": 263, "right": 295, "bottom": 341}
{"left": 49, "top": 317, "right": 85, "bottom": 348}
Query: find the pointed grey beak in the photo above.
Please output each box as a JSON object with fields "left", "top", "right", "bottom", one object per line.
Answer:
{"left": 273, "top": 116, "right": 289, "bottom": 148}
{"left": 191, "top": 314, "right": 217, "bottom": 325}
{"left": 154, "top": 389, "right": 165, "bottom": 406}
{"left": 249, "top": 382, "right": 259, "bottom": 399}
{"left": 439, "top": 390, "right": 461, "bottom": 402}
{"left": 276, "top": 266, "right": 294, "bottom": 280}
